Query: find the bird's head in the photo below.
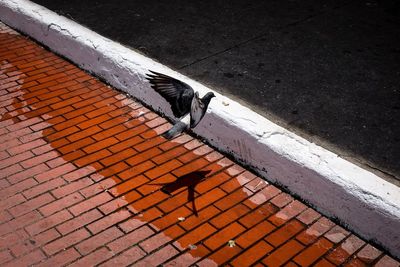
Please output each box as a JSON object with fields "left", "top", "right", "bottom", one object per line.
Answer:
{"left": 202, "top": 92, "right": 216, "bottom": 102}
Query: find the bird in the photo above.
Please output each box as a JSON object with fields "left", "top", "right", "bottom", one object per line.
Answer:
{"left": 145, "top": 70, "right": 215, "bottom": 139}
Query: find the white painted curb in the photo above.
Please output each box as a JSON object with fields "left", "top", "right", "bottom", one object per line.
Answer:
{"left": 1, "top": 0, "right": 399, "bottom": 257}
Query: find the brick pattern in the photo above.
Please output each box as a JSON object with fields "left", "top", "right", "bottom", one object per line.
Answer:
{"left": 0, "top": 21, "right": 398, "bottom": 267}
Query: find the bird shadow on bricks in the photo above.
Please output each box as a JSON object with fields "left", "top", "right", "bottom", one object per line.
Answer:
{"left": 152, "top": 170, "right": 211, "bottom": 217}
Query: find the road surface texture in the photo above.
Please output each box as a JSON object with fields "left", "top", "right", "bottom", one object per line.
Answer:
{"left": 0, "top": 22, "right": 399, "bottom": 266}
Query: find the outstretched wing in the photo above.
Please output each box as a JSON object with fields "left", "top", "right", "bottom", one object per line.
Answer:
{"left": 146, "top": 70, "right": 194, "bottom": 118}
{"left": 190, "top": 92, "right": 206, "bottom": 128}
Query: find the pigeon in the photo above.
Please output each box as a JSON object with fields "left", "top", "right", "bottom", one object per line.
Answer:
{"left": 145, "top": 70, "right": 215, "bottom": 139}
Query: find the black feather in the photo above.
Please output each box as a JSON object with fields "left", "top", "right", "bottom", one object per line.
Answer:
{"left": 146, "top": 71, "right": 194, "bottom": 118}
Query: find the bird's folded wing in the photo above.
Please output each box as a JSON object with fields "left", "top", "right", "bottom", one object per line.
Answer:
{"left": 146, "top": 71, "right": 194, "bottom": 118}
{"left": 190, "top": 92, "right": 205, "bottom": 128}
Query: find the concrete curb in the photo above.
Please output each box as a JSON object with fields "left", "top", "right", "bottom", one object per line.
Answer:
{"left": 1, "top": 0, "right": 399, "bottom": 257}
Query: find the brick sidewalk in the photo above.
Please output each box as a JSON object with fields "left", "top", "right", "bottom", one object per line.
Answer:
{"left": 0, "top": 22, "right": 398, "bottom": 267}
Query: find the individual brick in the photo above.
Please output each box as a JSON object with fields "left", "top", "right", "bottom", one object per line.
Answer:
{"left": 0, "top": 178, "right": 37, "bottom": 199}
{"left": 293, "top": 237, "right": 333, "bottom": 266}
{"left": 297, "top": 207, "right": 321, "bottom": 225}
{"left": 374, "top": 255, "right": 400, "bottom": 267}
{"left": 268, "top": 200, "right": 307, "bottom": 226}
{"left": 58, "top": 137, "right": 94, "bottom": 155}
{"left": 56, "top": 209, "right": 103, "bottom": 235}
{"left": 117, "top": 161, "right": 155, "bottom": 180}
{"left": 34, "top": 163, "right": 76, "bottom": 183}
{"left": 297, "top": 217, "right": 336, "bottom": 245}
{"left": 139, "top": 226, "right": 180, "bottom": 253}
{"left": 99, "top": 190, "right": 141, "bottom": 214}
{"left": 108, "top": 175, "right": 149, "bottom": 197}
{"left": 262, "top": 239, "right": 305, "bottom": 266}
{"left": 7, "top": 163, "right": 49, "bottom": 184}
{"left": 356, "top": 244, "right": 382, "bottom": 264}
{"left": 202, "top": 244, "right": 242, "bottom": 266}
{"left": 187, "top": 187, "right": 226, "bottom": 212}
{"left": 214, "top": 187, "right": 252, "bottom": 211}
{"left": 324, "top": 225, "right": 350, "bottom": 244}
{"left": 10, "top": 228, "right": 60, "bottom": 257}
{"left": 69, "top": 247, "right": 114, "bottom": 267}
{"left": 172, "top": 158, "right": 210, "bottom": 177}
{"left": 107, "top": 225, "right": 154, "bottom": 253}
{"left": 0, "top": 193, "right": 26, "bottom": 210}
{"left": 99, "top": 246, "right": 146, "bottom": 267}
{"left": 20, "top": 151, "right": 58, "bottom": 169}
{"left": 0, "top": 151, "right": 33, "bottom": 169}
{"left": 265, "top": 219, "right": 305, "bottom": 247}
{"left": 244, "top": 184, "right": 280, "bottom": 208}
{"left": 80, "top": 177, "right": 119, "bottom": 198}
{"left": 69, "top": 192, "right": 113, "bottom": 216}
{"left": 152, "top": 205, "right": 192, "bottom": 231}
{"left": 135, "top": 245, "right": 179, "bottom": 267}
{"left": 176, "top": 223, "right": 217, "bottom": 250}
{"left": 87, "top": 209, "right": 131, "bottom": 234}
{"left": 51, "top": 177, "right": 93, "bottom": 198}
{"left": 165, "top": 244, "right": 210, "bottom": 267}
{"left": 2, "top": 249, "right": 45, "bottom": 267}
{"left": 25, "top": 210, "right": 72, "bottom": 235}
{"left": 203, "top": 222, "right": 246, "bottom": 250}
{"left": 230, "top": 240, "right": 273, "bottom": 267}
{"left": 100, "top": 148, "right": 136, "bottom": 166}
{"left": 129, "top": 190, "right": 169, "bottom": 213}
{"left": 108, "top": 135, "right": 143, "bottom": 153}
{"left": 0, "top": 211, "right": 42, "bottom": 237}
{"left": 6, "top": 138, "right": 46, "bottom": 155}
{"left": 0, "top": 250, "right": 14, "bottom": 265}
{"left": 84, "top": 136, "right": 119, "bottom": 154}
{"left": 326, "top": 235, "right": 365, "bottom": 265}
{"left": 8, "top": 193, "right": 54, "bottom": 217}
{"left": 35, "top": 248, "right": 80, "bottom": 267}
{"left": 43, "top": 228, "right": 90, "bottom": 255}
{"left": 63, "top": 164, "right": 99, "bottom": 182}
{"left": 76, "top": 226, "right": 124, "bottom": 255}
{"left": 235, "top": 220, "right": 275, "bottom": 248}
{"left": 128, "top": 148, "right": 164, "bottom": 168}
{"left": 210, "top": 203, "right": 250, "bottom": 229}
{"left": 22, "top": 177, "right": 66, "bottom": 199}
{"left": 270, "top": 192, "right": 294, "bottom": 208}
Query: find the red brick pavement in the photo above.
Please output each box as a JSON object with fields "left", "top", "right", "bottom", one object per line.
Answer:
{"left": 0, "top": 21, "right": 399, "bottom": 266}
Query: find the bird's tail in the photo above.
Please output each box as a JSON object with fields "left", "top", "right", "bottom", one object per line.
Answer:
{"left": 162, "top": 121, "right": 188, "bottom": 139}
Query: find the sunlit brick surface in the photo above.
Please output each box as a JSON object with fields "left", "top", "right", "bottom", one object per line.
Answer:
{"left": 0, "top": 21, "right": 398, "bottom": 266}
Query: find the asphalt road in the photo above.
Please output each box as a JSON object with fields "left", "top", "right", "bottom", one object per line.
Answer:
{"left": 31, "top": 0, "right": 400, "bottom": 182}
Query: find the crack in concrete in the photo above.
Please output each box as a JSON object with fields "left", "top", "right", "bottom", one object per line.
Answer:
{"left": 47, "top": 22, "right": 79, "bottom": 39}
